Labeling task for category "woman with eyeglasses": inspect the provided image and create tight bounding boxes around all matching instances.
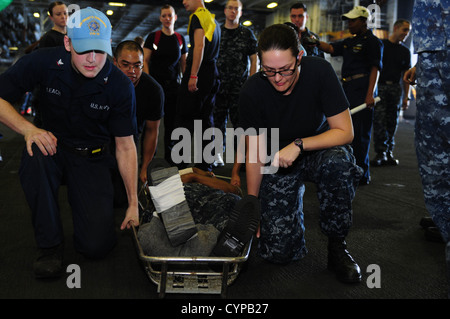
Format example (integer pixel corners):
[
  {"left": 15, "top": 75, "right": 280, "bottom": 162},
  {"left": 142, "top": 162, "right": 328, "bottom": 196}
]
[{"left": 238, "top": 24, "right": 364, "bottom": 284}]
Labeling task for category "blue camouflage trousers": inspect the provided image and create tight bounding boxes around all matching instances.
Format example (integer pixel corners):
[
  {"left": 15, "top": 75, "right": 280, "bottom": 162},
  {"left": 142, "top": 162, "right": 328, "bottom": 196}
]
[
  {"left": 257, "top": 145, "right": 363, "bottom": 264},
  {"left": 415, "top": 51, "right": 450, "bottom": 243},
  {"left": 213, "top": 93, "right": 240, "bottom": 153},
  {"left": 373, "top": 83, "right": 403, "bottom": 154},
  {"left": 184, "top": 183, "right": 241, "bottom": 232}
]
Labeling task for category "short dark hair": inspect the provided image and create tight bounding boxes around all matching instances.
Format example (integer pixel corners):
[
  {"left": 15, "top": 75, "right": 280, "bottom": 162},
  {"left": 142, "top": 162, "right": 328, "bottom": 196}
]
[
  {"left": 257, "top": 24, "right": 300, "bottom": 60},
  {"left": 134, "top": 36, "right": 144, "bottom": 47},
  {"left": 394, "top": 19, "right": 410, "bottom": 28},
  {"left": 290, "top": 2, "right": 307, "bottom": 12},
  {"left": 160, "top": 4, "right": 175, "bottom": 14},
  {"left": 114, "top": 40, "right": 144, "bottom": 59},
  {"left": 48, "top": 1, "right": 65, "bottom": 16}
]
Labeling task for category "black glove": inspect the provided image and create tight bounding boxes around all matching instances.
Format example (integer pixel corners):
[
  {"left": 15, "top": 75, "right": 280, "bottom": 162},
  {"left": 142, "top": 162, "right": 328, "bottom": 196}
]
[{"left": 302, "top": 37, "right": 320, "bottom": 46}]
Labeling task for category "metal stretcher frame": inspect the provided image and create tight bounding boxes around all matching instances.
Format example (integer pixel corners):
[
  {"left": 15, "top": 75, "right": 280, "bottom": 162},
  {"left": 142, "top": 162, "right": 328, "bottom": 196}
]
[{"left": 132, "top": 182, "right": 252, "bottom": 298}]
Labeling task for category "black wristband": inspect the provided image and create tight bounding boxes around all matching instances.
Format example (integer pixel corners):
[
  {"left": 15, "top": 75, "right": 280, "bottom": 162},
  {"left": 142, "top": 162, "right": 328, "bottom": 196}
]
[{"left": 294, "top": 138, "right": 304, "bottom": 153}]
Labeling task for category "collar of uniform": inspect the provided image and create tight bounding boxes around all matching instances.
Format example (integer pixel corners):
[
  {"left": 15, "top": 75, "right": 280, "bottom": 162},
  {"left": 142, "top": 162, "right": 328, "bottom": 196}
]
[
  {"left": 48, "top": 47, "right": 72, "bottom": 72},
  {"left": 221, "top": 23, "right": 243, "bottom": 31},
  {"left": 49, "top": 48, "right": 113, "bottom": 96},
  {"left": 358, "top": 28, "right": 373, "bottom": 39},
  {"left": 72, "top": 60, "right": 113, "bottom": 98}
]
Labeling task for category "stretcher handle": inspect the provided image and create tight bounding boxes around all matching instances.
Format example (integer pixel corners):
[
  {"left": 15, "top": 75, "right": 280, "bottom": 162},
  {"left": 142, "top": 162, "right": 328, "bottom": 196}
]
[{"left": 350, "top": 96, "right": 381, "bottom": 114}]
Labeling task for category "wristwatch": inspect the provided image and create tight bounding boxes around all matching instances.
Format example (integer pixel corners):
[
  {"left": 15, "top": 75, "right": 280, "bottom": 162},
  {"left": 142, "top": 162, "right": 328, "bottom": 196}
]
[{"left": 294, "top": 138, "right": 304, "bottom": 153}]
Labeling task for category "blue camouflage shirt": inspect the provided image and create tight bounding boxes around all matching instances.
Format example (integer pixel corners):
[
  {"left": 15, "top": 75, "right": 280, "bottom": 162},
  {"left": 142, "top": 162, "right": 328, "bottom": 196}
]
[{"left": 412, "top": 0, "right": 450, "bottom": 53}]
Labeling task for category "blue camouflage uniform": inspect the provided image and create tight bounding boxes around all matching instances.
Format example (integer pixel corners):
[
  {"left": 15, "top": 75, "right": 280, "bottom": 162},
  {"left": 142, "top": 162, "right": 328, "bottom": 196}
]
[
  {"left": 258, "top": 145, "right": 362, "bottom": 263},
  {"left": 411, "top": 0, "right": 450, "bottom": 296},
  {"left": 373, "top": 38, "right": 411, "bottom": 158},
  {"left": 238, "top": 57, "right": 363, "bottom": 264},
  {"left": 214, "top": 24, "right": 257, "bottom": 153},
  {"left": 140, "top": 182, "right": 240, "bottom": 232}
]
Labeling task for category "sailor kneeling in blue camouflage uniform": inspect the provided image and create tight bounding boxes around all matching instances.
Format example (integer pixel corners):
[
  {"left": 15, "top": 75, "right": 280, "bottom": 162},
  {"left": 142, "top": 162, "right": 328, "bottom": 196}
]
[{"left": 239, "top": 24, "right": 363, "bottom": 283}]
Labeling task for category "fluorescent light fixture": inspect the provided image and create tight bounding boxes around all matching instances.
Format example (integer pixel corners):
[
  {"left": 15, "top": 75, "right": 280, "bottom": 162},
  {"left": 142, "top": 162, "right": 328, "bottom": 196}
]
[
  {"left": 108, "top": 2, "right": 126, "bottom": 7},
  {"left": 33, "top": 12, "right": 40, "bottom": 18},
  {"left": 267, "top": 2, "right": 278, "bottom": 9},
  {"left": 106, "top": 10, "right": 114, "bottom": 16},
  {"left": 9, "top": 47, "right": 19, "bottom": 51},
  {"left": 243, "top": 20, "right": 252, "bottom": 26},
  {"left": 205, "top": 0, "right": 213, "bottom": 3}
]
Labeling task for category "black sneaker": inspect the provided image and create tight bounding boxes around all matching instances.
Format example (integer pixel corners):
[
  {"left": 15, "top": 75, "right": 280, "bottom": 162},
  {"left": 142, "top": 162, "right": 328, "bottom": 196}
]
[
  {"left": 212, "top": 195, "right": 260, "bottom": 257},
  {"left": 33, "top": 243, "right": 64, "bottom": 279}
]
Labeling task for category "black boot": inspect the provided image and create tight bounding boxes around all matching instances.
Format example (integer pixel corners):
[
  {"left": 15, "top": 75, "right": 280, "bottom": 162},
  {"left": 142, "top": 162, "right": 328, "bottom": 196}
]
[
  {"left": 386, "top": 152, "right": 399, "bottom": 166},
  {"left": 327, "top": 237, "right": 361, "bottom": 283},
  {"left": 33, "top": 243, "right": 64, "bottom": 279},
  {"left": 419, "top": 216, "right": 436, "bottom": 228},
  {"left": 424, "top": 227, "right": 444, "bottom": 243},
  {"left": 370, "top": 152, "right": 387, "bottom": 166}
]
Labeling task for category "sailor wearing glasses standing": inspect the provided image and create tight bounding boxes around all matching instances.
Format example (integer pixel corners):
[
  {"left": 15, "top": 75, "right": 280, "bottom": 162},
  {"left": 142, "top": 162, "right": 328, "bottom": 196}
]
[{"left": 238, "top": 24, "right": 363, "bottom": 284}]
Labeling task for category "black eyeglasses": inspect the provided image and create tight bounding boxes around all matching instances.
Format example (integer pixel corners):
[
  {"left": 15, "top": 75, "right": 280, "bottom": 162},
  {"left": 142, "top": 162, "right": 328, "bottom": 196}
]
[
  {"left": 261, "top": 58, "right": 298, "bottom": 77},
  {"left": 118, "top": 61, "right": 143, "bottom": 71}
]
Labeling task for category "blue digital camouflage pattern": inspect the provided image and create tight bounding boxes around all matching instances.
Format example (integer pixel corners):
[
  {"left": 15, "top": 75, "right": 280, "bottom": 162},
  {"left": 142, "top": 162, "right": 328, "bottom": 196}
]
[
  {"left": 216, "top": 24, "right": 257, "bottom": 93},
  {"left": 412, "top": 0, "right": 450, "bottom": 244},
  {"left": 415, "top": 51, "right": 450, "bottom": 242},
  {"left": 214, "top": 24, "right": 257, "bottom": 152},
  {"left": 140, "top": 183, "right": 240, "bottom": 232},
  {"left": 372, "top": 83, "right": 403, "bottom": 154},
  {"left": 412, "top": 0, "right": 450, "bottom": 53},
  {"left": 412, "top": 2, "right": 450, "bottom": 295},
  {"left": 257, "top": 145, "right": 362, "bottom": 264},
  {"left": 184, "top": 183, "right": 241, "bottom": 232}
]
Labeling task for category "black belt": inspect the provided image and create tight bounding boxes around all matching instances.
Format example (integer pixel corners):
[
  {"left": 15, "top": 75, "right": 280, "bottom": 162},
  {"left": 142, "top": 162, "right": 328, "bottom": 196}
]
[
  {"left": 342, "top": 73, "right": 368, "bottom": 82},
  {"left": 60, "top": 143, "right": 107, "bottom": 157}
]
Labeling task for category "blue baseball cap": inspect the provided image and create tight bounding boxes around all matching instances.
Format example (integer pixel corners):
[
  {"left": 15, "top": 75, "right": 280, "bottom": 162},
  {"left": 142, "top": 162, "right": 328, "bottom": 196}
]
[{"left": 67, "top": 7, "right": 112, "bottom": 56}]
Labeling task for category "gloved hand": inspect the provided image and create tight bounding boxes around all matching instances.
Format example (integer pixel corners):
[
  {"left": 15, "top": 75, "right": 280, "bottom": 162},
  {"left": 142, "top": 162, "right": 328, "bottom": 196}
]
[{"left": 302, "top": 37, "right": 320, "bottom": 46}]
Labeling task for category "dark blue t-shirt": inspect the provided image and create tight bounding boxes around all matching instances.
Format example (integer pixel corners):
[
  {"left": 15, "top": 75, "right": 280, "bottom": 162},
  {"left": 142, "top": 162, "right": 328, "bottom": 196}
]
[
  {"left": 135, "top": 72, "right": 164, "bottom": 134},
  {"left": 331, "top": 29, "right": 383, "bottom": 78},
  {"left": 379, "top": 39, "right": 411, "bottom": 83},
  {"left": 186, "top": 14, "right": 220, "bottom": 67},
  {"left": 144, "top": 31, "right": 187, "bottom": 85},
  {"left": 238, "top": 56, "right": 349, "bottom": 149}
]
